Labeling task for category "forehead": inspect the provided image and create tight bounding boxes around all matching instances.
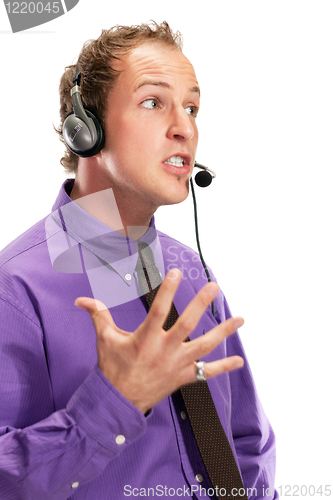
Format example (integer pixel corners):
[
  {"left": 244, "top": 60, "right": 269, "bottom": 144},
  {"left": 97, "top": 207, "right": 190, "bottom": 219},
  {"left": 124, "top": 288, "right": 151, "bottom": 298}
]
[{"left": 113, "top": 43, "right": 199, "bottom": 92}]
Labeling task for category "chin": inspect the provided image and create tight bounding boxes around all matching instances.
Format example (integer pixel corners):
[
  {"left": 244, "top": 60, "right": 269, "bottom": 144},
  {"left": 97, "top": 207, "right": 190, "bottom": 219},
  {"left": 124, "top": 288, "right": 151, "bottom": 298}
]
[
  {"left": 160, "top": 188, "right": 190, "bottom": 207},
  {"left": 148, "top": 177, "right": 190, "bottom": 208}
]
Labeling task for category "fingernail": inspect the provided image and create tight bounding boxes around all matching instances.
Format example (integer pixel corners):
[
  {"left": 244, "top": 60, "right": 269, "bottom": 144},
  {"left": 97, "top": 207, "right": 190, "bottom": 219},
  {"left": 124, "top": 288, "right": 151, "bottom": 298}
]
[
  {"left": 206, "top": 282, "right": 219, "bottom": 298},
  {"left": 233, "top": 317, "right": 244, "bottom": 330},
  {"left": 75, "top": 297, "right": 89, "bottom": 308},
  {"left": 167, "top": 268, "right": 181, "bottom": 281},
  {"left": 235, "top": 358, "right": 244, "bottom": 369}
]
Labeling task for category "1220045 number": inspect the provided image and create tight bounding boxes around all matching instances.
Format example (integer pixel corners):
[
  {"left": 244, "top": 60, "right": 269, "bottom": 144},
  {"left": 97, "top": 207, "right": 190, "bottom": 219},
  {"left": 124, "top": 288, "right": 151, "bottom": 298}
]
[
  {"left": 5, "top": 2, "right": 60, "bottom": 13},
  {"left": 278, "top": 485, "right": 331, "bottom": 497}
]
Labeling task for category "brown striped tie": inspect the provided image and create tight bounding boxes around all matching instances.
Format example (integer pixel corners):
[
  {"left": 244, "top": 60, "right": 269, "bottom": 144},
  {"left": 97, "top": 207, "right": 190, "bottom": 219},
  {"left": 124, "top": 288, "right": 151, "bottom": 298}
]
[{"left": 136, "top": 242, "right": 247, "bottom": 500}]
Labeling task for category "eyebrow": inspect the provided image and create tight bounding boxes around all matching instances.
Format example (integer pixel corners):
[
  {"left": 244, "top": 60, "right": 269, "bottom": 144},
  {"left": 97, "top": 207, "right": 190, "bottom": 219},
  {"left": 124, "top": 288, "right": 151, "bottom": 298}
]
[{"left": 134, "top": 80, "right": 200, "bottom": 96}]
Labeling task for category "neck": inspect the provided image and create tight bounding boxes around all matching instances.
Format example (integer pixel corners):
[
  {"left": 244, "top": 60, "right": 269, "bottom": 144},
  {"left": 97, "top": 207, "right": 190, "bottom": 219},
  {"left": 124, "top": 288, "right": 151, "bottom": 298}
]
[{"left": 70, "top": 169, "right": 155, "bottom": 241}]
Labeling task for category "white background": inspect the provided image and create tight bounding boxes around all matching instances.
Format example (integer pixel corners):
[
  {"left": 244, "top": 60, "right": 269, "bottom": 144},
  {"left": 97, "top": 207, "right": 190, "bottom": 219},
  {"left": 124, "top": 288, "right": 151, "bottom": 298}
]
[{"left": 1, "top": 1, "right": 332, "bottom": 497}]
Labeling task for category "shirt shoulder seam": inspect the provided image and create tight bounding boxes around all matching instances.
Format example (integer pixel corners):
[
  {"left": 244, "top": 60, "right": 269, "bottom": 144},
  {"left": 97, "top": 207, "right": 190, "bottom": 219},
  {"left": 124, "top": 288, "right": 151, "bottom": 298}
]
[
  {"left": 0, "top": 296, "right": 43, "bottom": 332},
  {"left": 0, "top": 226, "right": 61, "bottom": 270}
]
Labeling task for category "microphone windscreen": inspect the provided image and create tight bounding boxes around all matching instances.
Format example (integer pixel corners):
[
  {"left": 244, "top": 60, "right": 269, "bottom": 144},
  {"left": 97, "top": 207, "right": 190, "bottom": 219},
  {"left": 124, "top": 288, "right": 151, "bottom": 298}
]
[{"left": 195, "top": 170, "right": 212, "bottom": 187}]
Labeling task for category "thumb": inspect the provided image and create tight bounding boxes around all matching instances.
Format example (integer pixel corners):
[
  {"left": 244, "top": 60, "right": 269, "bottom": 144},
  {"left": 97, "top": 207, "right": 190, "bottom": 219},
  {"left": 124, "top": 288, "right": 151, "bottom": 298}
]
[{"left": 75, "top": 297, "right": 116, "bottom": 333}]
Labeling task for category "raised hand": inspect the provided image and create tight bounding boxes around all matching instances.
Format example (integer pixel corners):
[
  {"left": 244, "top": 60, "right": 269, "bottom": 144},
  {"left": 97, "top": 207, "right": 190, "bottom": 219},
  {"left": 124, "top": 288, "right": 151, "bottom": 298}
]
[{"left": 75, "top": 269, "right": 244, "bottom": 414}]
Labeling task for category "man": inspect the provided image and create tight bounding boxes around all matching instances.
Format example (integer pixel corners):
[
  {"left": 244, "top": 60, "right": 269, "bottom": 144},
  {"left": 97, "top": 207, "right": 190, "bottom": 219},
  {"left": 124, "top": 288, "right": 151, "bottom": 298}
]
[{"left": 0, "top": 22, "right": 277, "bottom": 499}]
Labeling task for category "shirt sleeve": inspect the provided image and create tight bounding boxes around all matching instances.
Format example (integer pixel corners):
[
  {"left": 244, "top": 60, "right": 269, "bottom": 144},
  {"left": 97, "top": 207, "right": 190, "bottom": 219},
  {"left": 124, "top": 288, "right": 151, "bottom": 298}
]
[
  {"left": 0, "top": 297, "right": 147, "bottom": 500},
  {"left": 216, "top": 293, "right": 278, "bottom": 500}
]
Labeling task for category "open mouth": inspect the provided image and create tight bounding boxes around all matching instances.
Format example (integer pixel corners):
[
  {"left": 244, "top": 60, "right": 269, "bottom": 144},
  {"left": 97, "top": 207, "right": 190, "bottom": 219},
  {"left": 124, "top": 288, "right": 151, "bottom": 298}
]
[{"left": 164, "top": 155, "right": 189, "bottom": 168}]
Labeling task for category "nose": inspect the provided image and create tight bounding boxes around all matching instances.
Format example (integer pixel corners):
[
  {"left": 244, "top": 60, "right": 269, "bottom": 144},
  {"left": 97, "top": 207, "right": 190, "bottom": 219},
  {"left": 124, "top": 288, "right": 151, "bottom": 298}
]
[{"left": 167, "top": 105, "right": 196, "bottom": 142}]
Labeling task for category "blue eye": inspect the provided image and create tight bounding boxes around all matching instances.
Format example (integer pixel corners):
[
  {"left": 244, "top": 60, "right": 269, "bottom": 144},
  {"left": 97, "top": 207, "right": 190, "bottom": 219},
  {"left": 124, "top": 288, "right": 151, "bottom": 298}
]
[{"left": 141, "top": 99, "right": 159, "bottom": 109}]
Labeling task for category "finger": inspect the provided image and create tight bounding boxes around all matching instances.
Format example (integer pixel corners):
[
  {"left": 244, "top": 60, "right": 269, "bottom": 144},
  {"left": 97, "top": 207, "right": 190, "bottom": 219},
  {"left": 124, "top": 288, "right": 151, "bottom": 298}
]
[
  {"left": 167, "top": 281, "right": 221, "bottom": 345},
  {"left": 184, "top": 316, "right": 244, "bottom": 362},
  {"left": 137, "top": 268, "right": 182, "bottom": 340},
  {"left": 195, "top": 356, "right": 244, "bottom": 381},
  {"left": 179, "top": 353, "right": 244, "bottom": 387},
  {"left": 75, "top": 297, "right": 117, "bottom": 335}
]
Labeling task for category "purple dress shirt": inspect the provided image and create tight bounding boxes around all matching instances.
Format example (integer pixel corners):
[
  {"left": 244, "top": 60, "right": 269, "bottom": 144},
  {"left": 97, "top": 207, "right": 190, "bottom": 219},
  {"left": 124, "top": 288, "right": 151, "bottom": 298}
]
[{"left": 0, "top": 180, "right": 277, "bottom": 499}]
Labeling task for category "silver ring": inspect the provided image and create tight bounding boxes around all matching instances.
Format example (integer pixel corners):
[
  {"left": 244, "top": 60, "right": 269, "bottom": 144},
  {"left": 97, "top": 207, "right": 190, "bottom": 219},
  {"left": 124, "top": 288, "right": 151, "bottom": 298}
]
[{"left": 195, "top": 361, "right": 206, "bottom": 381}]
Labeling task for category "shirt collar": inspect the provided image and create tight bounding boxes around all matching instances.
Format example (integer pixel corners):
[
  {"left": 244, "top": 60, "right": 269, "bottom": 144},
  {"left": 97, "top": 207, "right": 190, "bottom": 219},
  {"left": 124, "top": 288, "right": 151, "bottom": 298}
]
[{"left": 49, "top": 180, "right": 163, "bottom": 283}]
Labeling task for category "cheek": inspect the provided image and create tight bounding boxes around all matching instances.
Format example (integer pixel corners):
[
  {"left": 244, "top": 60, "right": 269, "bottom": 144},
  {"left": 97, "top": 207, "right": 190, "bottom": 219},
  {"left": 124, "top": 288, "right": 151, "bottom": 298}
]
[
  {"left": 120, "top": 120, "right": 161, "bottom": 159},
  {"left": 105, "top": 109, "right": 165, "bottom": 167},
  {"left": 192, "top": 124, "right": 199, "bottom": 147}
]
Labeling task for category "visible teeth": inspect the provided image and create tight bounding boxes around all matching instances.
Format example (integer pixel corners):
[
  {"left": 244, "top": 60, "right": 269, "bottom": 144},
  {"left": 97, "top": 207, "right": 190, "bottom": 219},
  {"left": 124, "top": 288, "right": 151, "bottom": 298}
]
[{"left": 165, "top": 156, "right": 185, "bottom": 167}]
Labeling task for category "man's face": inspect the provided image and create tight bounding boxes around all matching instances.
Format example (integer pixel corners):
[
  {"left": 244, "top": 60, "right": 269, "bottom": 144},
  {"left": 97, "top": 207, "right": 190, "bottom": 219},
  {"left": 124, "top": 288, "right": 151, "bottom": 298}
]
[{"left": 99, "top": 43, "right": 200, "bottom": 213}]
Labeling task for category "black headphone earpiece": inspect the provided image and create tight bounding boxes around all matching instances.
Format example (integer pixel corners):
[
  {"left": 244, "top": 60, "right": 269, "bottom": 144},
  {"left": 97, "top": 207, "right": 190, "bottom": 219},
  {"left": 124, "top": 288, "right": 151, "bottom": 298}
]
[{"left": 62, "top": 63, "right": 105, "bottom": 157}]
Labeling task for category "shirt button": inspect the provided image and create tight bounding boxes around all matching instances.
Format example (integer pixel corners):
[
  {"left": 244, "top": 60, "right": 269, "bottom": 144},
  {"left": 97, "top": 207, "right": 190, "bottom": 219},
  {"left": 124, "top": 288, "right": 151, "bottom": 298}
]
[
  {"left": 180, "top": 411, "right": 187, "bottom": 420},
  {"left": 195, "top": 474, "right": 204, "bottom": 483},
  {"left": 125, "top": 273, "right": 131, "bottom": 281},
  {"left": 71, "top": 482, "right": 79, "bottom": 489},
  {"left": 115, "top": 434, "right": 126, "bottom": 445}
]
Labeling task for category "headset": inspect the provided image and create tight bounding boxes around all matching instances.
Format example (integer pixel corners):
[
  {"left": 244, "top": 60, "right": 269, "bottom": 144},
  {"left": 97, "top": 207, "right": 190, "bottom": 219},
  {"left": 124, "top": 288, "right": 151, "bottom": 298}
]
[
  {"left": 62, "top": 64, "right": 105, "bottom": 158},
  {"left": 63, "top": 63, "right": 217, "bottom": 315}
]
